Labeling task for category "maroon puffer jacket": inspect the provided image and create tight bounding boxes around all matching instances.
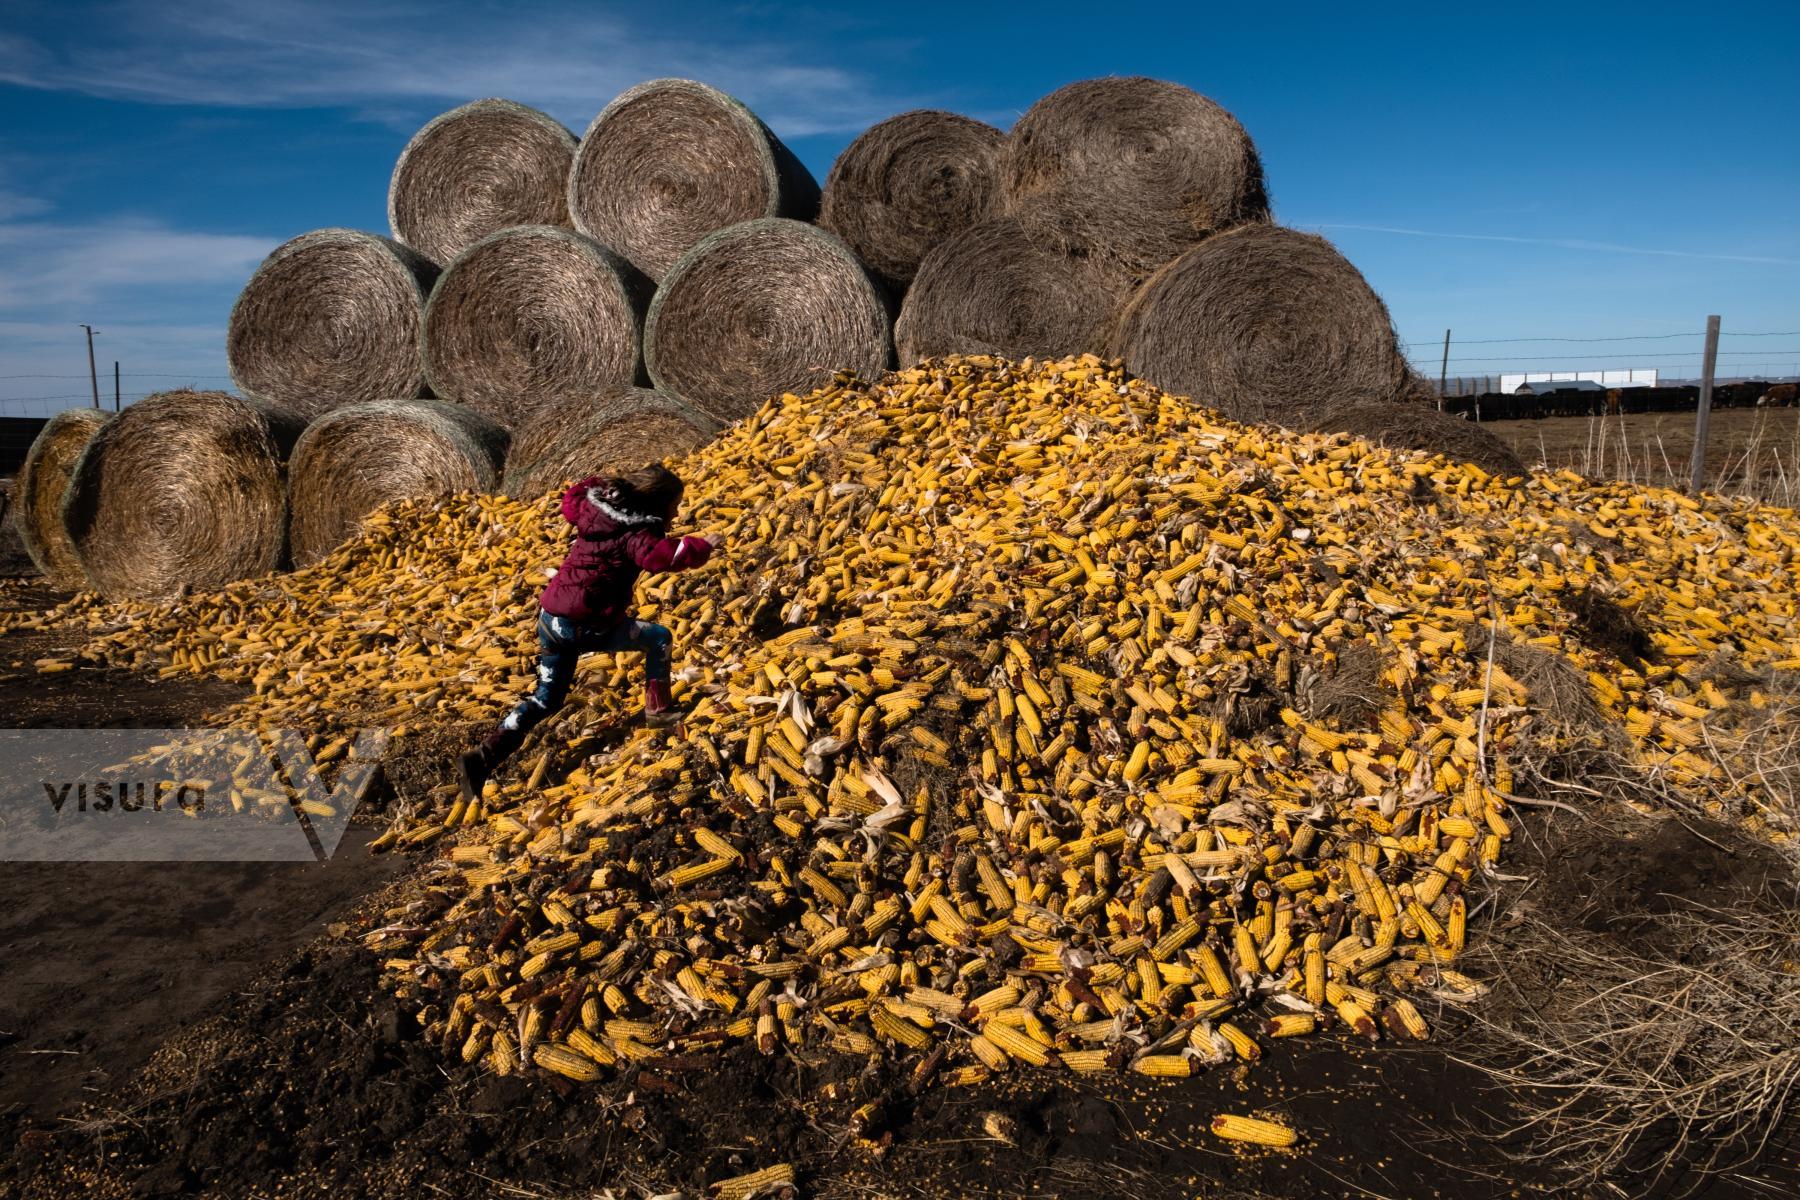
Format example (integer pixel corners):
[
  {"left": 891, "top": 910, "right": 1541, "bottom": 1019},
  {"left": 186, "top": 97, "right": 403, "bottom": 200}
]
[{"left": 538, "top": 476, "right": 713, "bottom": 627}]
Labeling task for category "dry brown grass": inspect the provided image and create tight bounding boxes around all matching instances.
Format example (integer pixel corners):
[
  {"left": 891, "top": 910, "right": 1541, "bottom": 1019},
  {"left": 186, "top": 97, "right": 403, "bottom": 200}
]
[
  {"left": 1496, "top": 408, "right": 1800, "bottom": 508},
  {"left": 1455, "top": 653, "right": 1800, "bottom": 1193},
  {"left": 1466, "top": 901, "right": 1800, "bottom": 1195}
]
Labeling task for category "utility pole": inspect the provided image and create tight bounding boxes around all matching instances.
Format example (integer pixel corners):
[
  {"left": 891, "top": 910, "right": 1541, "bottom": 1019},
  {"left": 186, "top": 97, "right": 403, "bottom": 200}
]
[
  {"left": 1438, "top": 329, "right": 1451, "bottom": 412},
  {"left": 1688, "top": 314, "right": 1721, "bottom": 494},
  {"left": 113, "top": 361, "right": 121, "bottom": 412},
  {"left": 79, "top": 325, "right": 100, "bottom": 408}
]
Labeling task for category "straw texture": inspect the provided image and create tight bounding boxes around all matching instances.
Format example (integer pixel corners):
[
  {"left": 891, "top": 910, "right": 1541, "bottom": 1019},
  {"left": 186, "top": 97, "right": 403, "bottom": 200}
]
[
  {"left": 568, "top": 78, "right": 821, "bottom": 283},
  {"left": 895, "top": 217, "right": 1130, "bottom": 365},
  {"left": 819, "top": 110, "right": 1006, "bottom": 292},
  {"left": 227, "top": 229, "right": 440, "bottom": 420},
  {"left": 1110, "top": 224, "right": 1410, "bottom": 428},
  {"left": 287, "top": 399, "right": 510, "bottom": 567},
  {"left": 1004, "top": 76, "right": 1270, "bottom": 279},
  {"left": 502, "top": 385, "right": 721, "bottom": 499},
  {"left": 420, "top": 225, "right": 648, "bottom": 431},
  {"left": 62, "top": 390, "right": 305, "bottom": 601},
  {"left": 644, "top": 218, "right": 889, "bottom": 422},
  {"left": 15, "top": 408, "right": 110, "bottom": 589},
  {"left": 388, "top": 98, "right": 578, "bottom": 264},
  {"left": 1306, "top": 396, "right": 1527, "bottom": 478}
]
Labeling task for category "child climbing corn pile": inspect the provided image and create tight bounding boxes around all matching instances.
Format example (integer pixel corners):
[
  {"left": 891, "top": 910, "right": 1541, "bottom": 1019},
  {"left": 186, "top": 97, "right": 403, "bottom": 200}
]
[
  {"left": 456, "top": 464, "right": 717, "bottom": 802},
  {"left": 22, "top": 355, "right": 1799, "bottom": 1090}
]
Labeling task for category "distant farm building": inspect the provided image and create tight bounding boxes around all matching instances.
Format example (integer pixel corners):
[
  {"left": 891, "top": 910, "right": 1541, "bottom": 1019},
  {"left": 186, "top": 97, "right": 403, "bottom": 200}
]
[
  {"left": 1512, "top": 378, "right": 1604, "bottom": 396},
  {"left": 1500, "top": 368, "right": 1659, "bottom": 393}
]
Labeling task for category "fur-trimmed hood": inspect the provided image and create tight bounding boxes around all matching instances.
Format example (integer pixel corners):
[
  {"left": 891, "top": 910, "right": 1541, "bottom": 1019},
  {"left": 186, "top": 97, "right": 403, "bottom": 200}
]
[{"left": 583, "top": 479, "right": 665, "bottom": 529}]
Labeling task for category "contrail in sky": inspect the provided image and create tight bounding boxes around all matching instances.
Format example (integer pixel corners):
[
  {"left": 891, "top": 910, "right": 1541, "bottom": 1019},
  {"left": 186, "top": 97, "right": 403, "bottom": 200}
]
[{"left": 1306, "top": 223, "right": 1798, "bottom": 266}]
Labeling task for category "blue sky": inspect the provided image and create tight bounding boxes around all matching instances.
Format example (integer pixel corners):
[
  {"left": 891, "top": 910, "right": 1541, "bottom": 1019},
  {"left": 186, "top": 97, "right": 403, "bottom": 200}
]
[{"left": 2, "top": 0, "right": 1796, "bottom": 414}]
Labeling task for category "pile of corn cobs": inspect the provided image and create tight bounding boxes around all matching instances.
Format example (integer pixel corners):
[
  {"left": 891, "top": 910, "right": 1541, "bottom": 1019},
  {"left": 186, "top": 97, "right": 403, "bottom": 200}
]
[{"left": 33, "top": 355, "right": 1800, "bottom": 1094}]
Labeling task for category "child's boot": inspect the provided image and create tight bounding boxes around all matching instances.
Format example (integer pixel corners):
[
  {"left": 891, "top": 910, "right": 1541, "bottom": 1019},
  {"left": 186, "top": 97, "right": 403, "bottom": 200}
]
[
  {"left": 456, "top": 726, "right": 525, "bottom": 802},
  {"left": 644, "top": 679, "right": 681, "bottom": 727}
]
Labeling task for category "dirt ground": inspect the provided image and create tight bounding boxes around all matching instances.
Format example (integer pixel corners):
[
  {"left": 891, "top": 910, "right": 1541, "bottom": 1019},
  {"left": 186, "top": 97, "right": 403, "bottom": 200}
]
[
  {"left": 1486, "top": 407, "right": 1800, "bottom": 500},
  {"left": 0, "top": 554, "right": 1795, "bottom": 1197}
]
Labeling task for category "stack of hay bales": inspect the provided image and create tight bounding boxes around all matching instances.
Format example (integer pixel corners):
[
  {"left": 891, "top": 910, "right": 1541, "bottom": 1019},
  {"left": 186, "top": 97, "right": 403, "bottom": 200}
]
[
  {"left": 33, "top": 72, "right": 1510, "bottom": 601},
  {"left": 503, "top": 386, "right": 720, "bottom": 500},
  {"left": 230, "top": 70, "right": 1495, "bottom": 480}
]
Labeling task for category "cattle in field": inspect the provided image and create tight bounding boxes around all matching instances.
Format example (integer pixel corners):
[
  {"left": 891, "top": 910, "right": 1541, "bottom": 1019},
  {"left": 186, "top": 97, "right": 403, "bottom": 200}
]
[
  {"left": 1605, "top": 388, "right": 1622, "bottom": 416},
  {"left": 1712, "top": 381, "right": 1765, "bottom": 409},
  {"left": 1760, "top": 382, "right": 1798, "bottom": 407}
]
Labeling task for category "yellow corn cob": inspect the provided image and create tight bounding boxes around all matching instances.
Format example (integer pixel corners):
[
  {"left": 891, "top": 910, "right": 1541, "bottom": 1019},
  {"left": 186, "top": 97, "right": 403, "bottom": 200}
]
[
  {"left": 1132, "top": 1054, "right": 1193, "bottom": 1078},
  {"left": 1215, "top": 1021, "right": 1260, "bottom": 1061},
  {"left": 712, "top": 1163, "right": 797, "bottom": 1200},
  {"left": 982, "top": 1019, "right": 1051, "bottom": 1067},
  {"left": 1060, "top": 1048, "right": 1112, "bottom": 1074},
  {"left": 533, "top": 1043, "right": 601, "bottom": 1082},
  {"left": 1210, "top": 1113, "right": 1298, "bottom": 1148},
  {"left": 967, "top": 1033, "right": 1010, "bottom": 1072}
]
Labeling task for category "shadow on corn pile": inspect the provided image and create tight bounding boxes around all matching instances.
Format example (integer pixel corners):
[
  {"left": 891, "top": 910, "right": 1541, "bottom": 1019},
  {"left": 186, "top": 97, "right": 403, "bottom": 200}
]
[{"left": 3, "top": 831, "right": 1791, "bottom": 1200}]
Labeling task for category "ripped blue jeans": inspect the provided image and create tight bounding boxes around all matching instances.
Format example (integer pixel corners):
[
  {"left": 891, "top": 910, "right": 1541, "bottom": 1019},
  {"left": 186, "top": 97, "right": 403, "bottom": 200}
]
[{"left": 499, "top": 611, "right": 672, "bottom": 736}]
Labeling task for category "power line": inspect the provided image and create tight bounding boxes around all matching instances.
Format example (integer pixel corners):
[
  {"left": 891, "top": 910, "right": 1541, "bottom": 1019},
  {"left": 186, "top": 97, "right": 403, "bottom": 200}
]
[
  {"left": 0, "top": 373, "right": 233, "bottom": 380},
  {"left": 1399, "top": 329, "right": 1800, "bottom": 348},
  {"left": 1407, "top": 350, "right": 1800, "bottom": 364},
  {"left": 1404, "top": 332, "right": 1699, "bottom": 347}
]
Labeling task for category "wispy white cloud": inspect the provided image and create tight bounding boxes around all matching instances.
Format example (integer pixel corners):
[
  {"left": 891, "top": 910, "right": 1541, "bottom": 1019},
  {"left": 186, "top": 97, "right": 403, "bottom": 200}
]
[
  {"left": 0, "top": 0, "right": 910, "bottom": 137},
  {"left": 1308, "top": 222, "right": 1800, "bottom": 267},
  {"left": 0, "top": 208, "right": 268, "bottom": 411},
  {"left": 0, "top": 190, "right": 51, "bottom": 221},
  {"left": 0, "top": 319, "right": 235, "bottom": 415},
  {"left": 0, "top": 218, "right": 275, "bottom": 308}
]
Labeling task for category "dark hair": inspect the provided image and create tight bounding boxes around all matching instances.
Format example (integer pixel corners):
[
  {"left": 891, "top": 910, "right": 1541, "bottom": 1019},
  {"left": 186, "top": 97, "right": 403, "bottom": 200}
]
[{"left": 617, "top": 462, "right": 684, "bottom": 520}]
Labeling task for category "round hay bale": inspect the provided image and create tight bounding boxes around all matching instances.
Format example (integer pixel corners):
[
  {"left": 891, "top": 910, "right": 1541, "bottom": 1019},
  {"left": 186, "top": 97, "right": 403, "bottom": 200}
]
[
  {"left": 388, "top": 98, "right": 578, "bottom": 264},
  {"left": 15, "top": 408, "right": 111, "bottom": 589},
  {"left": 644, "top": 218, "right": 888, "bottom": 422},
  {"left": 819, "top": 110, "right": 1006, "bottom": 292},
  {"left": 568, "top": 78, "right": 821, "bottom": 283},
  {"left": 1110, "top": 224, "right": 1410, "bottom": 428},
  {"left": 62, "top": 390, "right": 305, "bottom": 601},
  {"left": 228, "top": 229, "right": 440, "bottom": 421},
  {"left": 894, "top": 217, "right": 1130, "bottom": 365},
  {"left": 420, "top": 225, "right": 648, "bottom": 431},
  {"left": 287, "top": 400, "right": 510, "bottom": 567},
  {"left": 1003, "top": 76, "right": 1269, "bottom": 278},
  {"left": 502, "top": 386, "right": 721, "bottom": 499}
]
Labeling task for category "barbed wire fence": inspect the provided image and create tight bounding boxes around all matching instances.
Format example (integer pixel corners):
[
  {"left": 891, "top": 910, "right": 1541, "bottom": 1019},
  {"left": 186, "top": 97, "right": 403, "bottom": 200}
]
[
  {"left": 1401, "top": 327, "right": 1800, "bottom": 399},
  {"left": 1, "top": 325, "right": 1796, "bottom": 418},
  {"left": 0, "top": 374, "right": 237, "bottom": 418}
]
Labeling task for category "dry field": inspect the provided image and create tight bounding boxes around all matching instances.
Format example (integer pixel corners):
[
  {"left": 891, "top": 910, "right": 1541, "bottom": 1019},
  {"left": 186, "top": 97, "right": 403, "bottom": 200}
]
[{"left": 1488, "top": 407, "right": 1800, "bottom": 505}]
